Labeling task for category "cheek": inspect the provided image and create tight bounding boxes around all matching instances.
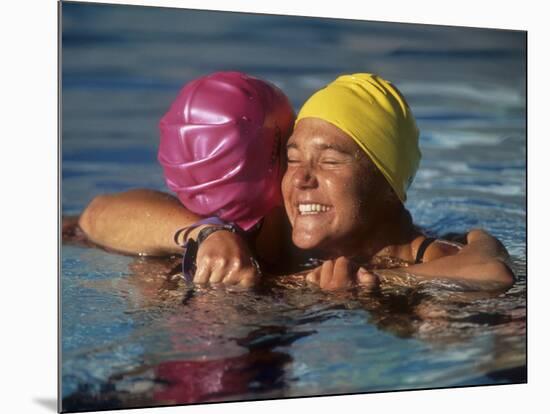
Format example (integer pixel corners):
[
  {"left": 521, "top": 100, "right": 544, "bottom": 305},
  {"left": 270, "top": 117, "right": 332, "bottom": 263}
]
[
  {"left": 281, "top": 171, "right": 293, "bottom": 209},
  {"left": 329, "top": 172, "right": 372, "bottom": 221},
  {"left": 334, "top": 184, "right": 362, "bottom": 221},
  {"left": 326, "top": 171, "right": 359, "bottom": 201},
  {"left": 352, "top": 175, "right": 382, "bottom": 219}
]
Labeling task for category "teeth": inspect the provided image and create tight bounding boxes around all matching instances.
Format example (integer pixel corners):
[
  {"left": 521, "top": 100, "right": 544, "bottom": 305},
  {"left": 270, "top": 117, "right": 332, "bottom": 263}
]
[{"left": 298, "top": 203, "right": 330, "bottom": 215}]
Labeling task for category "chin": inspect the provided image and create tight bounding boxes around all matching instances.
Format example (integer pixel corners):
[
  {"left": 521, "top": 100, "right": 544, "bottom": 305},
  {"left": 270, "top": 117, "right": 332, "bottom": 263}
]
[{"left": 292, "top": 232, "right": 322, "bottom": 251}]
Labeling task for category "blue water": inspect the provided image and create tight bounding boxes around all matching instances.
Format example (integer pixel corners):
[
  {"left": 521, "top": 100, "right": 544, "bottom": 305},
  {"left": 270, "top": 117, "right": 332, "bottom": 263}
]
[{"left": 61, "top": 3, "right": 526, "bottom": 411}]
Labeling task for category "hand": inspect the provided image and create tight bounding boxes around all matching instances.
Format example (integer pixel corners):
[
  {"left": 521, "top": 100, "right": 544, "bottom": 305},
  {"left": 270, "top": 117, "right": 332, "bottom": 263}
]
[
  {"left": 305, "top": 256, "right": 379, "bottom": 291},
  {"left": 193, "top": 230, "right": 260, "bottom": 289},
  {"left": 62, "top": 215, "right": 91, "bottom": 246},
  {"left": 62, "top": 216, "right": 80, "bottom": 239}
]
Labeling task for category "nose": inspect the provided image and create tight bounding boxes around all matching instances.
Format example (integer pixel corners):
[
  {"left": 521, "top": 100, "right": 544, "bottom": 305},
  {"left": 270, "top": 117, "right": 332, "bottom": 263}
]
[{"left": 292, "top": 163, "right": 318, "bottom": 189}]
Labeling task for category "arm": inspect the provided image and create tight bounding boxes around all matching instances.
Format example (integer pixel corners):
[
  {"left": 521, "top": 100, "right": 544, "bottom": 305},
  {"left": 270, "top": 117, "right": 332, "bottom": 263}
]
[
  {"left": 302, "top": 229, "right": 514, "bottom": 292},
  {"left": 403, "top": 229, "right": 515, "bottom": 289},
  {"left": 79, "top": 189, "right": 200, "bottom": 256},
  {"left": 78, "top": 188, "right": 267, "bottom": 288}
]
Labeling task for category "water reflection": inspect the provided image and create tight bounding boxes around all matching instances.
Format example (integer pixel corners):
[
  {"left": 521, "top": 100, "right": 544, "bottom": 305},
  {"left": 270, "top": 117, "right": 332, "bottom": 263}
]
[{"left": 62, "top": 254, "right": 526, "bottom": 410}]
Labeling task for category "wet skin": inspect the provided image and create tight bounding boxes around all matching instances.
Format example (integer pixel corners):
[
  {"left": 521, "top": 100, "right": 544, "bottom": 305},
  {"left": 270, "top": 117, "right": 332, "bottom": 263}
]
[{"left": 282, "top": 117, "right": 389, "bottom": 258}]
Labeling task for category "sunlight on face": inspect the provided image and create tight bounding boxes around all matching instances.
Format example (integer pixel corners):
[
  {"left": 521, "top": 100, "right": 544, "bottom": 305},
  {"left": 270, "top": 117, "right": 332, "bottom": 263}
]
[{"left": 281, "top": 118, "right": 387, "bottom": 255}]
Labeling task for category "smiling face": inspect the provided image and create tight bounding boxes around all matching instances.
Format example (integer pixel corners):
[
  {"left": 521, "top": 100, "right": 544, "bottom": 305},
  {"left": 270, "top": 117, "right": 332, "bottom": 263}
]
[{"left": 282, "top": 117, "right": 389, "bottom": 256}]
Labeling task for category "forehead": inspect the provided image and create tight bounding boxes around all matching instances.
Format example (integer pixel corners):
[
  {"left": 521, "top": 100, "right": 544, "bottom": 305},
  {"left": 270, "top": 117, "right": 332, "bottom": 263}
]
[{"left": 288, "top": 117, "right": 368, "bottom": 158}]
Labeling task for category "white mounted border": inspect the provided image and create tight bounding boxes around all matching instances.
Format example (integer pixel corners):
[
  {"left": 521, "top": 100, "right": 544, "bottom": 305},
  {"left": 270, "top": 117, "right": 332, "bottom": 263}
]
[
  {"left": 71, "top": 0, "right": 528, "bottom": 31},
  {"left": 2, "top": 1, "right": 547, "bottom": 414}
]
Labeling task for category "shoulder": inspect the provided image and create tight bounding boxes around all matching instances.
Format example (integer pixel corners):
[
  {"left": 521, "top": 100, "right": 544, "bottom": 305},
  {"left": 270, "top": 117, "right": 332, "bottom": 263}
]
[
  {"left": 116, "top": 188, "right": 180, "bottom": 203},
  {"left": 410, "top": 236, "right": 463, "bottom": 264},
  {"left": 411, "top": 229, "right": 509, "bottom": 264}
]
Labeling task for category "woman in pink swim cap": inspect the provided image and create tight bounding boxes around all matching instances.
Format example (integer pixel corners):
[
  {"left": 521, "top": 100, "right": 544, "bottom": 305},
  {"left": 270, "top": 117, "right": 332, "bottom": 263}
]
[
  {"left": 158, "top": 71, "right": 294, "bottom": 232},
  {"left": 157, "top": 71, "right": 295, "bottom": 281},
  {"left": 77, "top": 72, "right": 296, "bottom": 287}
]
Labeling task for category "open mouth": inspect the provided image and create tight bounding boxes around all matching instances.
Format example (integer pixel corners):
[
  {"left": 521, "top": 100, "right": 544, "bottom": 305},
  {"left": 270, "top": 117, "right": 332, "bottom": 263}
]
[{"left": 297, "top": 203, "right": 332, "bottom": 215}]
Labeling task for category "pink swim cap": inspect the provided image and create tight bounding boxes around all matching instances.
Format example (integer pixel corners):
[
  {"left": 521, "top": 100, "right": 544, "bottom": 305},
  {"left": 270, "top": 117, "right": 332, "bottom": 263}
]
[{"left": 158, "top": 72, "right": 295, "bottom": 231}]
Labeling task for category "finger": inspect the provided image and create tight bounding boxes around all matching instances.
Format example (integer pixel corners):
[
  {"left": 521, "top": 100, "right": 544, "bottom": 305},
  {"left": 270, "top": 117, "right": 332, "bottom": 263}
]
[
  {"left": 306, "top": 268, "right": 321, "bottom": 285},
  {"left": 208, "top": 258, "right": 229, "bottom": 284},
  {"left": 238, "top": 269, "right": 260, "bottom": 289},
  {"left": 222, "top": 259, "right": 254, "bottom": 285},
  {"left": 320, "top": 260, "right": 335, "bottom": 289},
  {"left": 223, "top": 269, "right": 258, "bottom": 291},
  {"left": 193, "top": 259, "right": 211, "bottom": 285},
  {"left": 356, "top": 267, "right": 379, "bottom": 290},
  {"left": 331, "top": 257, "right": 355, "bottom": 289}
]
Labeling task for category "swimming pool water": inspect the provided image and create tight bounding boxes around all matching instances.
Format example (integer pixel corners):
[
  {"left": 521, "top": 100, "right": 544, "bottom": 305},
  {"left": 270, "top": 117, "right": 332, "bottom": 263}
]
[{"left": 61, "top": 3, "right": 526, "bottom": 411}]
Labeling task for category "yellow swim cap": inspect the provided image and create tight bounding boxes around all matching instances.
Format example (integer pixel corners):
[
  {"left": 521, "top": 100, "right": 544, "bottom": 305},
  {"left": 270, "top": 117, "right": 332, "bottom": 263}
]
[{"left": 296, "top": 73, "right": 420, "bottom": 202}]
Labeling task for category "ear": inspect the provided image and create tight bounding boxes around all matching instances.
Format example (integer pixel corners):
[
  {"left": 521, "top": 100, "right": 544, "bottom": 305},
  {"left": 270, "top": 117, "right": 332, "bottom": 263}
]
[{"left": 375, "top": 174, "right": 399, "bottom": 205}]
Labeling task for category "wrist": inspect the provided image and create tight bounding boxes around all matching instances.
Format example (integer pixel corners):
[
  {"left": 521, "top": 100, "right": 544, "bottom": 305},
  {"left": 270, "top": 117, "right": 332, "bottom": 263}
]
[
  {"left": 196, "top": 224, "right": 241, "bottom": 245},
  {"left": 174, "top": 216, "right": 244, "bottom": 248},
  {"left": 174, "top": 224, "right": 216, "bottom": 246},
  {"left": 175, "top": 219, "right": 251, "bottom": 283},
  {"left": 185, "top": 224, "right": 215, "bottom": 243}
]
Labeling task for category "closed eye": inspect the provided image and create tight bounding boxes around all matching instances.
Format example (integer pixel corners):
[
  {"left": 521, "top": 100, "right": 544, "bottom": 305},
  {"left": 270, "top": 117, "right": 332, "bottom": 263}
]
[
  {"left": 321, "top": 159, "right": 340, "bottom": 165},
  {"left": 286, "top": 148, "right": 301, "bottom": 165}
]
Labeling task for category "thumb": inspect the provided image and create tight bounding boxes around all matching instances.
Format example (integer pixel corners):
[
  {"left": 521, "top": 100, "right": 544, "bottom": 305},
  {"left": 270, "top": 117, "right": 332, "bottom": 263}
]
[{"left": 356, "top": 267, "right": 379, "bottom": 289}]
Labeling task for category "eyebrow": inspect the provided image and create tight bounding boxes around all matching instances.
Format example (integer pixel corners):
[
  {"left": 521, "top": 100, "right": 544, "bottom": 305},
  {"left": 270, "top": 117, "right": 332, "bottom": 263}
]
[{"left": 286, "top": 141, "right": 354, "bottom": 155}]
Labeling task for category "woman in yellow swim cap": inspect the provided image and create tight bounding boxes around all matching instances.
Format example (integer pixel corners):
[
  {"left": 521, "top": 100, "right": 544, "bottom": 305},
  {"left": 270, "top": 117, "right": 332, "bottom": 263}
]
[{"left": 282, "top": 73, "right": 514, "bottom": 290}]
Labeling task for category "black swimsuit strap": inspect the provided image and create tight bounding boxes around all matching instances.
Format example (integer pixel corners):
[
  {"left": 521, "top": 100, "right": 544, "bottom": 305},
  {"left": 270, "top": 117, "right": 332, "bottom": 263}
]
[{"left": 415, "top": 237, "right": 437, "bottom": 264}]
